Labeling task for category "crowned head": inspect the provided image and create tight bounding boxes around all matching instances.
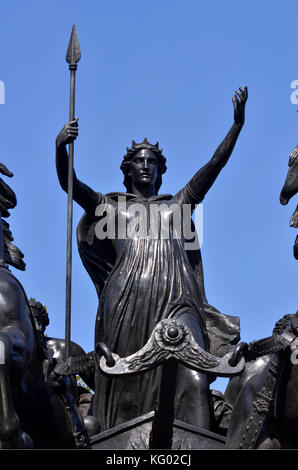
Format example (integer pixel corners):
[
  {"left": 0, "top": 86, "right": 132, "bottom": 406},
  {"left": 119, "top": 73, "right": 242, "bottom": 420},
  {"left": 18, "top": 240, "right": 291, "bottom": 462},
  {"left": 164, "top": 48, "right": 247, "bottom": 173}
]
[{"left": 120, "top": 138, "right": 167, "bottom": 194}]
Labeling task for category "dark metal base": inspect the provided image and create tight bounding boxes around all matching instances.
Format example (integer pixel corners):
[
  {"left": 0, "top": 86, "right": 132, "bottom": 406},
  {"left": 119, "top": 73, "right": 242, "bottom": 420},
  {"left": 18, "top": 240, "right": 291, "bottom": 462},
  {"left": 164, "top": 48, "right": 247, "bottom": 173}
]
[{"left": 90, "top": 412, "right": 226, "bottom": 450}]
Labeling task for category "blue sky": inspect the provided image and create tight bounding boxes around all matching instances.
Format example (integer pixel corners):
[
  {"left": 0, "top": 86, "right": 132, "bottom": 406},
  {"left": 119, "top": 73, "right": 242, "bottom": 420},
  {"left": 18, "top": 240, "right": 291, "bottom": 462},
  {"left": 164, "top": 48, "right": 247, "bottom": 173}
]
[{"left": 0, "top": 1, "right": 297, "bottom": 391}]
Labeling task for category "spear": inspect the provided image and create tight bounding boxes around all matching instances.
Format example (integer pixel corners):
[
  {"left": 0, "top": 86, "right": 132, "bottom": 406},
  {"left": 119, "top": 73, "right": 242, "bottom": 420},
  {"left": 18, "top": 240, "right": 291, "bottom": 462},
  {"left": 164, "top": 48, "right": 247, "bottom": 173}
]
[{"left": 64, "top": 25, "right": 81, "bottom": 361}]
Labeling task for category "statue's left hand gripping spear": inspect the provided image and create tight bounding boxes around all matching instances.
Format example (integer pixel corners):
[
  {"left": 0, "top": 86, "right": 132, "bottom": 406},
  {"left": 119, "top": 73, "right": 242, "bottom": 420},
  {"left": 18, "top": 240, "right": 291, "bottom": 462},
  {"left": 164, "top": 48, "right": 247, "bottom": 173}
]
[{"left": 65, "top": 25, "right": 81, "bottom": 361}]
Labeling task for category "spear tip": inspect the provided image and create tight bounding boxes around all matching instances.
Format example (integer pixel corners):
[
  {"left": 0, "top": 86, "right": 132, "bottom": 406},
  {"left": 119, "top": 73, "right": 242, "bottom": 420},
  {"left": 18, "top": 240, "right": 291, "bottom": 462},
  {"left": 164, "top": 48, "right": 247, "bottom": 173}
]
[{"left": 66, "top": 24, "right": 81, "bottom": 66}]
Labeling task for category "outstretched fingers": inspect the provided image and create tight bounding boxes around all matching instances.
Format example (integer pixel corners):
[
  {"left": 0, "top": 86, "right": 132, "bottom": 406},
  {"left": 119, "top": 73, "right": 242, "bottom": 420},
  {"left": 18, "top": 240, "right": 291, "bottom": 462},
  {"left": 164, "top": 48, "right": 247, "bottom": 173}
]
[
  {"left": 233, "top": 86, "right": 247, "bottom": 125},
  {"left": 237, "top": 86, "right": 248, "bottom": 102}
]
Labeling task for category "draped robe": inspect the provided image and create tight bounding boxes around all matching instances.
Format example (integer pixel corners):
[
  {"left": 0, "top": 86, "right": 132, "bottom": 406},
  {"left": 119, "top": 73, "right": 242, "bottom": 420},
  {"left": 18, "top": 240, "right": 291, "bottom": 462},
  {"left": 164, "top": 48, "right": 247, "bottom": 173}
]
[{"left": 77, "top": 182, "right": 240, "bottom": 431}]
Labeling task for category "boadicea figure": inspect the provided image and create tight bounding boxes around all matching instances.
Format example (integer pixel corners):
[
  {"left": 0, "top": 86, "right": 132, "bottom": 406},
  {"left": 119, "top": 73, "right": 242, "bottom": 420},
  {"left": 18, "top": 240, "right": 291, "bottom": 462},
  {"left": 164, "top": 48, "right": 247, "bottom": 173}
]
[{"left": 56, "top": 86, "right": 248, "bottom": 432}]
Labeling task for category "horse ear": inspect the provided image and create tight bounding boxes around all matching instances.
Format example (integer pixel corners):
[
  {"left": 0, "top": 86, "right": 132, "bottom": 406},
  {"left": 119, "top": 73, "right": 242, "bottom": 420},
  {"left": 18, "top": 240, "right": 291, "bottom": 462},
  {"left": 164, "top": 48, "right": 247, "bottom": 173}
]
[
  {"left": 0, "top": 163, "right": 13, "bottom": 178},
  {"left": 289, "top": 146, "right": 298, "bottom": 167}
]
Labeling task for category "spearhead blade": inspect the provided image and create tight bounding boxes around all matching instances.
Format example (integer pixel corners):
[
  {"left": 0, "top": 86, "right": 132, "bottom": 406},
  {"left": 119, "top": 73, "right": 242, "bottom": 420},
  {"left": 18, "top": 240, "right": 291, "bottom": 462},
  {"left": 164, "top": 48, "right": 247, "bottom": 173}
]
[{"left": 66, "top": 24, "right": 81, "bottom": 67}]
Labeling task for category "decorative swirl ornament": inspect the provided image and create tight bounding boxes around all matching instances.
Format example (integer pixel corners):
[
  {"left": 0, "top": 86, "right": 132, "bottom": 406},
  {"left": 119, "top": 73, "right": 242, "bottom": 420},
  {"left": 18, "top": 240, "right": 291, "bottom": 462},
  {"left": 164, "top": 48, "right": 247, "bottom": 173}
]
[{"left": 99, "top": 319, "right": 244, "bottom": 378}]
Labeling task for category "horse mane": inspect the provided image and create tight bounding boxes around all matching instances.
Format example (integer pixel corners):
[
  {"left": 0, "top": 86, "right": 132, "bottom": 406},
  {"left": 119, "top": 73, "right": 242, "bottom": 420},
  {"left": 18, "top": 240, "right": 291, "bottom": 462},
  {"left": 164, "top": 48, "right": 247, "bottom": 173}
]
[
  {"left": 0, "top": 162, "right": 25, "bottom": 271},
  {"left": 2, "top": 219, "right": 25, "bottom": 270}
]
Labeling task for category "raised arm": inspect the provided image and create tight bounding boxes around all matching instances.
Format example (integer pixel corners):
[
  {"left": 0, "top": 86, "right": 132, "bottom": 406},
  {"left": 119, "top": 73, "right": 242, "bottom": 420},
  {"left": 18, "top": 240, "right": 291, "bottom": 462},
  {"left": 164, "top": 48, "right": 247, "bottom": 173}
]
[
  {"left": 178, "top": 87, "right": 248, "bottom": 205},
  {"left": 56, "top": 118, "right": 99, "bottom": 216}
]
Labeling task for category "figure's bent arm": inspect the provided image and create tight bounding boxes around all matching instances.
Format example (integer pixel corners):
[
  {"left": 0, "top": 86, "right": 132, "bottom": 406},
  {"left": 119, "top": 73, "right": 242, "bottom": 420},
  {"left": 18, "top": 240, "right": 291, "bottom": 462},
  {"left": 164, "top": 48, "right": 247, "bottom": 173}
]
[
  {"left": 177, "top": 87, "right": 247, "bottom": 205},
  {"left": 185, "top": 122, "right": 244, "bottom": 204},
  {"left": 56, "top": 143, "right": 99, "bottom": 216}
]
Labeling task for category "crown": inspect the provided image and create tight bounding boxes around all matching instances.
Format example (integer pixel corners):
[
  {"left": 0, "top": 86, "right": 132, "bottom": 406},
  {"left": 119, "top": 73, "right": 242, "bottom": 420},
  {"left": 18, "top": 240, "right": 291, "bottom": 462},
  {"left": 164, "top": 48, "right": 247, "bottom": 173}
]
[{"left": 125, "top": 137, "right": 163, "bottom": 155}]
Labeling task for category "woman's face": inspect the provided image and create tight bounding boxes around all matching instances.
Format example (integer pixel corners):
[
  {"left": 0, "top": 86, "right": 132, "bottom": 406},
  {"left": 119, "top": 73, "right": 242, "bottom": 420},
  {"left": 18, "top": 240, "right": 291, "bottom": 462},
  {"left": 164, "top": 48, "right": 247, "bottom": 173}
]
[{"left": 128, "top": 149, "right": 159, "bottom": 188}]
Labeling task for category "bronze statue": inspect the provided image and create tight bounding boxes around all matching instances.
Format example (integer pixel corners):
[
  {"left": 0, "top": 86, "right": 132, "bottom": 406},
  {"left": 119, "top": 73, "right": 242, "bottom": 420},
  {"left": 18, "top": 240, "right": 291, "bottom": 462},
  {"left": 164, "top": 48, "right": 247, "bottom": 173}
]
[
  {"left": 55, "top": 86, "right": 248, "bottom": 433},
  {"left": 218, "top": 148, "right": 298, "bottom": 449},
  {"left": 223, "top": 311, "right": 298, "bottom": 449},
  {"left": 29, "top": 298, "right": 99, "bottom": 438},
  {"left": 0, "top": 165, "right": 90, "bottom": 448},
  {"left": 1, "top": 23, "right": 297, "bottom": 450},
  {"left": 280, "top": 145, "right": 298, "bottom": 259}
]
